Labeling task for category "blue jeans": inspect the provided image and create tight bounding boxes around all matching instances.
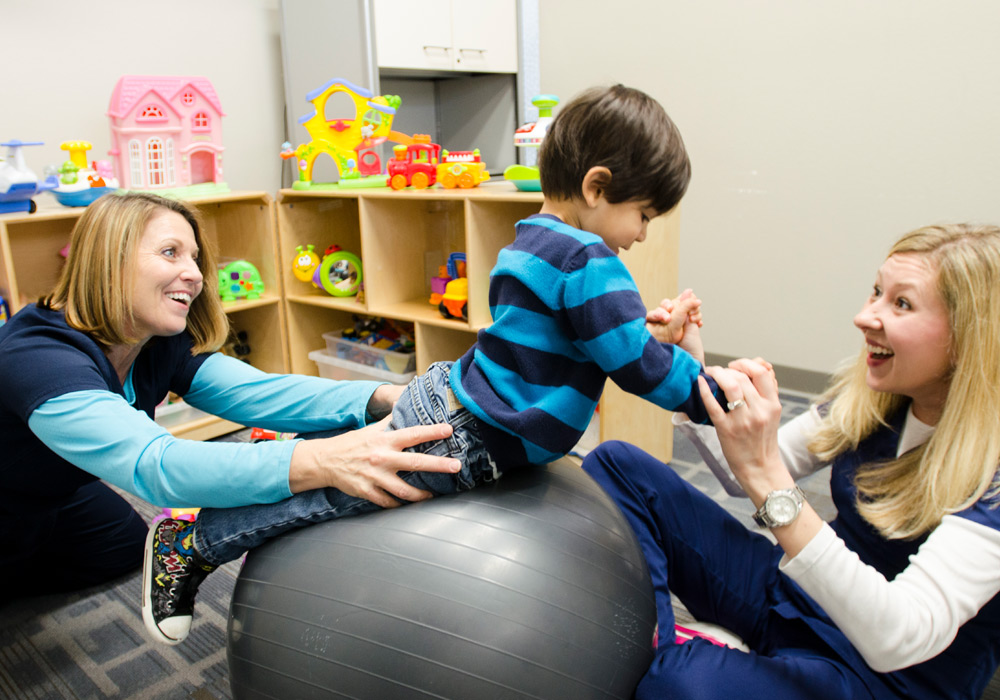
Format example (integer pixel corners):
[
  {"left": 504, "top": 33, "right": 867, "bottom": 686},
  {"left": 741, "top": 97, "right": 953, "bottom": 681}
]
[{"left": 194, "top": 362, "right": 498, "bottom": 565}]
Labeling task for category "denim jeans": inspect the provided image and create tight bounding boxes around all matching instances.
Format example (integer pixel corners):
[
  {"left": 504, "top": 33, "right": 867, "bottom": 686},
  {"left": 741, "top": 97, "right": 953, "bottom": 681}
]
[{"left": 194, "top": 361, "right": 499, "bottom": 565}]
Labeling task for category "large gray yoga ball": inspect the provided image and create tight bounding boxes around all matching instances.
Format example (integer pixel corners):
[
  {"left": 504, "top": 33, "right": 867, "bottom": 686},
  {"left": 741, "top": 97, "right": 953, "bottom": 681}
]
[{"left": 226, "top": 457, "right": 656, "bottom": 699}]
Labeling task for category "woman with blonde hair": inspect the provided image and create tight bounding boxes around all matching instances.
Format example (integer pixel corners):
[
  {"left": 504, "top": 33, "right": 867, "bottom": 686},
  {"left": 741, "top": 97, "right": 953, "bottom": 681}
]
[
  {"left": 0, "top": 192, "right": 459, "bottom": 641},
  {"left": 583, "top": 223, "right": 1000, "bottom": 699}
]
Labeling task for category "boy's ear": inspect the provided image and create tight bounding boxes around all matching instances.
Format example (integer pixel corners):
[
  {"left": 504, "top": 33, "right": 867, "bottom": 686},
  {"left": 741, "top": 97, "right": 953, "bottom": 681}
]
[{"left": 581, "top": 166, "right": 612, "bottom": 208}]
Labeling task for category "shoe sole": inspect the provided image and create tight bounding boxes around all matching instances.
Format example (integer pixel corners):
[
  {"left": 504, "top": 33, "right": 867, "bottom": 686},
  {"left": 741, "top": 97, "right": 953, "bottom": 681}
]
[{"left": 141, "top": 521, "right": 184, "bottom": 646}]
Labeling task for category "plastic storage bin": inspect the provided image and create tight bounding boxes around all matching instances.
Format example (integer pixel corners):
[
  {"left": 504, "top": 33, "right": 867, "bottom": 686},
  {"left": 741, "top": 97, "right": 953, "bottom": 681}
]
[
  {"left": 309, "top": 349, "right": 417, "bottom": 385},
  {"left": 154, "top": 400, "right": 213, "bottom": 429},
  {"left": 323, "top": 330, "right": 416, "bottom": 375}
]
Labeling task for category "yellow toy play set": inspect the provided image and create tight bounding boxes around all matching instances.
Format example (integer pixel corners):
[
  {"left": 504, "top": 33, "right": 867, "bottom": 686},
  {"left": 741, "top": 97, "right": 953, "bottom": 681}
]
[
  {"left": 282, "top": 77, "right": 490, "bottom": 190},
  {"left": 282, "top": 78, "right": 413, "bottom": 189}
]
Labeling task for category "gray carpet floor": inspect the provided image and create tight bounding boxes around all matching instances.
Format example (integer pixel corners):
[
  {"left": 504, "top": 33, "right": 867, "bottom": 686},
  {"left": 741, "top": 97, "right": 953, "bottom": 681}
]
[{"left": 5, "top": 391, "right": 995, "bottom": 699}]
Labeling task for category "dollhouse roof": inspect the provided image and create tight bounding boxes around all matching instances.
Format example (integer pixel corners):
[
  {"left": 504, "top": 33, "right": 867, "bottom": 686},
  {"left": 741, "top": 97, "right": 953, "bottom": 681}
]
[{"left": 107, "top": 75, "right": 225, "bottom": 118}]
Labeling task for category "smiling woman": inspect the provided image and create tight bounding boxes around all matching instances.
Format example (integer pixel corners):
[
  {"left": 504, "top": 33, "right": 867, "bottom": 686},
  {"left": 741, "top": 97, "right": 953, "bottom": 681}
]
[
  {"left": 581, "top": 222, "right": 1000, "bottom": 700},
  {"left": 0, "top": 191, "right": 460, "bottom": 634}
]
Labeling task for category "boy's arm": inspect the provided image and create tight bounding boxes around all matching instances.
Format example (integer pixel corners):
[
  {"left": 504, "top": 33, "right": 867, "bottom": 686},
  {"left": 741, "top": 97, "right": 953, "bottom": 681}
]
[{"left": 565, "top": 259, "right": 725, "bottom": 423}]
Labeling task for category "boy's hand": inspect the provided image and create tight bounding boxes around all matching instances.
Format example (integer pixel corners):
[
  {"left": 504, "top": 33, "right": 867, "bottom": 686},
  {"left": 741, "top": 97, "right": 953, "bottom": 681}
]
[
  {"left": 646, "top": 288, "right": 702, "bottom": 345},
  {"left": 646, "top": 289, "right": 705, "bottom": 364}
]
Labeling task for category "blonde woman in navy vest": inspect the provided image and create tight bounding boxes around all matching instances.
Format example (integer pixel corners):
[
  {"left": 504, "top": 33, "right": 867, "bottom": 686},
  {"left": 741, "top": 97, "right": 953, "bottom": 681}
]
[{"left": 584, "top": 223, "right": 1000, "bottom": 699}]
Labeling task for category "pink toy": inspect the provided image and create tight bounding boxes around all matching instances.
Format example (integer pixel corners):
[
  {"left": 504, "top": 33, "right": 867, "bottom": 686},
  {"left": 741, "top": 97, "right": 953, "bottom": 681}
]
[
  {"left": 95, "top": 160, "right": 114, "bottom": 179},
  {"left": 107, "top": 75, "right": 227, "bottom": 192}
]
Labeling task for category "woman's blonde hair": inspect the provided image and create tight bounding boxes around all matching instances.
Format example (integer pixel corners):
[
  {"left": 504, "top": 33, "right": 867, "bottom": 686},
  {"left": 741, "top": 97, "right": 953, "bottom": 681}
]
[
  {"left": 809, "top": 223, "right": 1000, "bottom": 539},
  {"left": 41, "top": 191, "right": 228, "bottom": 353}
]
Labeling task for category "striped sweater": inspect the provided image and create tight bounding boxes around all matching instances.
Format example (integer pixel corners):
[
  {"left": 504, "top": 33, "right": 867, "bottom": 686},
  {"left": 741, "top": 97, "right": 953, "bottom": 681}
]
[{"left": 450, "top": 213, "right": 723, "bottom": 468}]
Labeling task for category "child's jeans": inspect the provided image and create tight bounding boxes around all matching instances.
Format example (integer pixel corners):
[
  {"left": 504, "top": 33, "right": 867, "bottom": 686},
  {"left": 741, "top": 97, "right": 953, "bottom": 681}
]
[{"left": 193, "top": 361, "right": 499, "bottom": 565}]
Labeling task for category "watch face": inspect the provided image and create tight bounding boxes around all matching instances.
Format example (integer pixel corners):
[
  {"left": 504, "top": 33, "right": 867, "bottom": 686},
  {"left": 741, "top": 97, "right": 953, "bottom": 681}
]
[{"left": 766, "top": 493, "right": 799, "bottom": 524}]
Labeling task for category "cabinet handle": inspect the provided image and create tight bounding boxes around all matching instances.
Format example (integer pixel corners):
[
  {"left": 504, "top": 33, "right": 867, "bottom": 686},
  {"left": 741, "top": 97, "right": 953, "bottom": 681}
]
[
  {"left": 458, "top": 48, "right": 487, "bottom": 55},
  {"left": 423, "top": 45, "right": 451, "bottom": 54}
]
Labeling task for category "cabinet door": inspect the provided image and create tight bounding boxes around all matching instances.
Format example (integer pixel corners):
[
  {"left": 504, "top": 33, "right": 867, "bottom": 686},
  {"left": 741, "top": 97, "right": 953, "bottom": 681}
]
[
  {"left": 451, "top": 0, "right": 518, "bottom": 73},
  {"left": 374, "top": 0, "right": 454, "bottom": 71}
]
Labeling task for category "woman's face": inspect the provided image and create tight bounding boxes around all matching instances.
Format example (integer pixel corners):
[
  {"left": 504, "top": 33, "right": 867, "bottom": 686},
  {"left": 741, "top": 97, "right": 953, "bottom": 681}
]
[
  {"left": 853, "top": 252, "right": 953, "bottom": 424},
  {"left": 128, "top": 209, "right": 203, "bottom": 343}
]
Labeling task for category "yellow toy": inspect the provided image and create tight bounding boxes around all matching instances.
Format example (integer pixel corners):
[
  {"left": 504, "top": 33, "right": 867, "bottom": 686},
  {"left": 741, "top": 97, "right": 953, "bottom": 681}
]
[
  {"left": 437, "top": 149, "right": 490, "bottom": 189},
  {"left": 282, "top": 78, "right": 414, "bottom": 189},
  {"left": 292, "top": 244, "right": 320, "bottom": 282}
]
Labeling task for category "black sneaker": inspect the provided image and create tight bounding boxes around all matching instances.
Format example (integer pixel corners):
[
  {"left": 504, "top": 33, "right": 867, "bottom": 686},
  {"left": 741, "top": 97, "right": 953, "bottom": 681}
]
[{"left": 141, "top": 517, "right": 215, "bottom": 645}]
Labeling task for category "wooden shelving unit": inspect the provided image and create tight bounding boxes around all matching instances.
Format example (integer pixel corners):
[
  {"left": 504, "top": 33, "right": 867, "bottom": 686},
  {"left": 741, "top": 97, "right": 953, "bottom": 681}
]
[
  {"left": 0, "top": 191, "right": 287, "bottom": 440},
  {"left": 1, "top": 184, "right": 681, "bottom": 460},
  {"left": 276, "top": 182, "right": 681, "bottom": 462}
]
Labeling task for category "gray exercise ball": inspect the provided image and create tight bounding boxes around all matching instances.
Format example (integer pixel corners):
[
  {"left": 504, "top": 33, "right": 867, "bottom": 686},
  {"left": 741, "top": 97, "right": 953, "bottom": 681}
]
[{"left": 226, "top": 457, "right": 656, "bottom": 699}]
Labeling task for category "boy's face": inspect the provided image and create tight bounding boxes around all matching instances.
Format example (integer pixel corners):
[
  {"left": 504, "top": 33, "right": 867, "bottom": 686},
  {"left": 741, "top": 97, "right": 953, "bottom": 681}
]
[{"left": 582, "top": 197, "right": 658, "bottom": 254}]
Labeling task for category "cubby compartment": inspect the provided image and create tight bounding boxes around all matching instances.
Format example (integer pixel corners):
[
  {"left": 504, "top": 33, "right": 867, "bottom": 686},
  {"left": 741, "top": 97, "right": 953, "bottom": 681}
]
[
  {"left": 360, "top": 195, "right": 467, "bottom": 326},
  {"left": 414, "top": 321, "right": 479, "bottom": 373},
  {"left": 283, "top": 301, "right": 360, "bottom": 376},
  {"left": 224, "top": 302, "right": 288, "bottom": 374},
  {"left": 276, "top": 193, "right": 365, "bottom": 314},
  {"left": 201, "top": 196, "right": 283, "bottom": 308}
]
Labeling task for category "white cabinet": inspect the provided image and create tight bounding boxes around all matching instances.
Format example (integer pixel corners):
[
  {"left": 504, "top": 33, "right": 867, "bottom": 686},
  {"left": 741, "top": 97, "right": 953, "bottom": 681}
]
[{"left": 374, "top": 0, "right": 518, "bottom": 74}]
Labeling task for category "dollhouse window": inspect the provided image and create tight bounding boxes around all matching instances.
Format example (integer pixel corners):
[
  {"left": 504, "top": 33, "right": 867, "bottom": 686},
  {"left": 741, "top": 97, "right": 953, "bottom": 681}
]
[
  {"left": 165, "top": 139, "right": 176, "bottom": 185},
  {"left": 128, "top": 140, "right": 143, "bottom": 187},
  {"left": 147, "top": 139, "right": 165, "bottom": 186},
  {"left": 192, "top": 111, "right": 210, "bottom": 132},
  {"left": 138, "top": 104, "right": 167, "bottom": 122},
  {"left": 181, "top": 91, "right": 195, "bottom": 106}
]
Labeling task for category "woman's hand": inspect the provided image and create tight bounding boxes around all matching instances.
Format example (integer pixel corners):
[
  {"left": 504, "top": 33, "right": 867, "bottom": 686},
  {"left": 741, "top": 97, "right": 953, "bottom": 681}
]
[
  {"left": 698, "top": 359, "right": 786, "bottom": 496},
  {"left": 700, "top": 358, "right": 824, "bottom": 556},
  {"left": 288, "top": 417, "right": 461, "bottom": 508}
]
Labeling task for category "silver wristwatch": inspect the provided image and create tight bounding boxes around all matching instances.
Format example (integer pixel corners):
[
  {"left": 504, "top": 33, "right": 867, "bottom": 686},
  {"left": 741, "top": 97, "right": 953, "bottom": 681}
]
[{"left": 752, "top": 486, "right": 805, "bottom": 528}]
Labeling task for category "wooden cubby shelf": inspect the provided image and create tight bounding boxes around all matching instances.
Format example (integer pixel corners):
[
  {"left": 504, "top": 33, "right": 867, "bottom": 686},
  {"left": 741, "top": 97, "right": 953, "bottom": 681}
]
[{"left": 1, "top": 184, "right": 680, "bottom": 461}]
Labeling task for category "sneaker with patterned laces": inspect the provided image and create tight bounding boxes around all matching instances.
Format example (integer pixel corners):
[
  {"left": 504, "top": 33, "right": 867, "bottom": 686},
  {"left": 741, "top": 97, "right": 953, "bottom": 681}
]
[{"left": 142, "top": 517, "right": 216, "bottom": 645}]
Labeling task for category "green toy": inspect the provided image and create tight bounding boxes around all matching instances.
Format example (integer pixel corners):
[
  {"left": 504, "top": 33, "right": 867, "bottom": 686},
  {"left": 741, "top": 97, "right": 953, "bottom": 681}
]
[{"left": 218, "top": 260, "right": 264, "bottom": 301}]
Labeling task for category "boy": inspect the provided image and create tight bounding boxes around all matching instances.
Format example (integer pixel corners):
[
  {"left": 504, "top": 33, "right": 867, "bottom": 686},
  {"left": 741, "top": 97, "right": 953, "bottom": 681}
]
[{"left": 144, "top": 84, "right": 727, "bottom": 645}]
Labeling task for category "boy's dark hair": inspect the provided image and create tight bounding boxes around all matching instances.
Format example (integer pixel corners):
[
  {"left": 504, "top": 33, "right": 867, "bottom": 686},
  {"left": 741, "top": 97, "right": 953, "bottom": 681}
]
[{"left": 538, "top": 84, "right": 691, "bottom": 215}]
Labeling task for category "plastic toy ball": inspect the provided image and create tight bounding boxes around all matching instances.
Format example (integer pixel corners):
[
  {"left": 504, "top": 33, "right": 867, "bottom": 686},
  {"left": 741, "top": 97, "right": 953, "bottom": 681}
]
[{"left": 292, "top": 244, "right": 320, "bottom": 282}]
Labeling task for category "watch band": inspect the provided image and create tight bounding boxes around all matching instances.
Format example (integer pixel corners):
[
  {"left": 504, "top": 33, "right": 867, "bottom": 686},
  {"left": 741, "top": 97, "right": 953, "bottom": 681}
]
[{"left": 752, "top": 485, "right": 805, "bottom": 529}]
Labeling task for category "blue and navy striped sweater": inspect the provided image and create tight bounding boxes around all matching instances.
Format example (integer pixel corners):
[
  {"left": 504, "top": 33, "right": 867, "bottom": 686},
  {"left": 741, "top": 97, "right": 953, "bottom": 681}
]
[{"left": 450, "top": 214, "right": 724, "bottom": 468}]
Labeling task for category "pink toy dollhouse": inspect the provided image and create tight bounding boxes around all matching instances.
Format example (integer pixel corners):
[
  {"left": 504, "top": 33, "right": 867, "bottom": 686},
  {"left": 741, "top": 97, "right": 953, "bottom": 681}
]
[{"left": 107, "top": 75, "right": 226, "bottom": 191}]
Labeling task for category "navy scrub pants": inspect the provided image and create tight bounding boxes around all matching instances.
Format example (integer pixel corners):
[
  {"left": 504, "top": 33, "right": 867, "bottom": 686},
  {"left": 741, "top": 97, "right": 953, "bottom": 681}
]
[
  {"left": 582, "top": 440, "right": 881, "bottom": 700},
  {"left": 1, "top": 480, "right": 147, "bottom": 600}
]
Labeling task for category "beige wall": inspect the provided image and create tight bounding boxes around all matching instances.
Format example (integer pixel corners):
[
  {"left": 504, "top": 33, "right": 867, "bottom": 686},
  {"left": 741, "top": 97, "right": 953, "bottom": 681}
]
[
  {"left": 2, "top": 0, "right": 285, "bottom": 193},
  {"left": 540, "top": 1, "right": 1000, "bottom": 375},
  {"left": 7, "top": 1, "right": 1000, "bottom": 376}
]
